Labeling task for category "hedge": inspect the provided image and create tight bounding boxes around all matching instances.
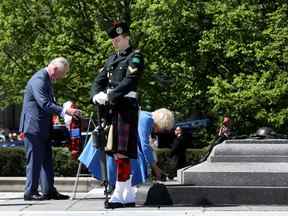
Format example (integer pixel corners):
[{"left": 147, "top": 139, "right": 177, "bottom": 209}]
[
  {"left": 0, "top": 147, "right": 79, "bottom": 176},
  {"left": 155, "top": 147, "right": 209, "bottom": 178},
  {"left": 0, "top": 148, "right": 26, "bottom": 176},
  {"left": 0, "top": 147, "right": 209, "bottom": 177}
]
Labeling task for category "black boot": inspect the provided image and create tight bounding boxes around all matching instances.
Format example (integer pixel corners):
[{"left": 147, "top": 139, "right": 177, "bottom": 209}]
[{"left": 105, "top": 201, "right": 124, "bottom": 209}]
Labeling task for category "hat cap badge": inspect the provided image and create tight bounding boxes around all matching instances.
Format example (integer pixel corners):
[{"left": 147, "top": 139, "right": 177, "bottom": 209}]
[{"left": 116, "top": 26, "right": 123, "bottom": 34}]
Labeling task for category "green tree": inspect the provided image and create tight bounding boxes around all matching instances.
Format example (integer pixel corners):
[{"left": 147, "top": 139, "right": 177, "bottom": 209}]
[
  {"left": 0, "top": 0, "right": 215, "bottom": 119},
  {"left": 0, "top": 0, "right": 133, "bottom": 111},
  {"left": 206, "top": 1, "right": 288, "bottom": 134},
  {"left": 0, "top": 0, "right": 287, "bottom": 137},
  {"left": 133, "top": 0, "right": 213, "bottom": 116}
]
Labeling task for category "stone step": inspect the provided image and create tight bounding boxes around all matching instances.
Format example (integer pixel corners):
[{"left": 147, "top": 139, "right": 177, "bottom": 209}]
[
  {"left": 0, "top": 177, "right": 100, "bottom": 192},
  {"left": 167, "top": 140, "right": 288, "bottom": 206},
  {"left": 224, "top": 139, "right": 288, "bottom": 145},
  {"left": 136, "top": 184, "right": 288, "bottom": 206},
  {"left": 179, "top": 162, "right": 288, "bottom": 186},
  {"left": 210, "top": 143, "right": 288, "bottom": 162}
]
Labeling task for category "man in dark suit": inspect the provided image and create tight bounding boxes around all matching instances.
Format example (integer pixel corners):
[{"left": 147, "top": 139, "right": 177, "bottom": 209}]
[{"left": 19, "top": 57, "right": 80, "bottom": 201}]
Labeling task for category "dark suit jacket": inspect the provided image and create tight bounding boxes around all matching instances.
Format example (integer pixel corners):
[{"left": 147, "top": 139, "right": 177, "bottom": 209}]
[{"left": 19, "top": 68, "right": 63, "bottom": 137}]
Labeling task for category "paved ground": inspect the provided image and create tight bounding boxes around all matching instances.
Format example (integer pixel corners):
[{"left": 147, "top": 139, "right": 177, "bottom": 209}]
[{"left": 2, "top": 188, "right": 288, "bottom": 216}]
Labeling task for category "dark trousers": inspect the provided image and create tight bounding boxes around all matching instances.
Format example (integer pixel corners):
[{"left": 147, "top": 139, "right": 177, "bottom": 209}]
[{"left": 24, "top": 134, "right": 55, "bottom": 196}]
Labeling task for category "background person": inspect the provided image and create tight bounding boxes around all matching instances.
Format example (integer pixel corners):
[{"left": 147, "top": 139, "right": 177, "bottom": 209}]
[
  {"left": 19, "top": 57, "right": 80, "bottom": 201},
  {"left": 169, "top": 126, "right": 188, "bottom": 178},
  {"left": 216, "top": 116, "right": 232, "bottom": 144},
  {"left": 136, "top": 108, "right": 175, "bottom": 181}
]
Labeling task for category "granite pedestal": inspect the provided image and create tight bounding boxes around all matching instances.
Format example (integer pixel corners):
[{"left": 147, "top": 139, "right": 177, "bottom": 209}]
[{"left": 137, "top": 139, "right": 288, "bottom": 206}]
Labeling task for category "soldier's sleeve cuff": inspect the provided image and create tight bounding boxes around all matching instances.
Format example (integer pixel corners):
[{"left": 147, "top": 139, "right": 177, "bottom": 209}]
[{"left": 92, "top": 94, "right": 98, "bottom": 104}]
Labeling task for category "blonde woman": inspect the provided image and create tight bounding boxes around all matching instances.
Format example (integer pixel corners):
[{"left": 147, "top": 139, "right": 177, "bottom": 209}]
[
  {"left": 137, "top": 108, "right": 175, "bottom": 180},
  {"left": 106, "top": 108, "right": 175, "bottom": 206},
  {"left": 79, "top": 108, "right": 174, "bottom": 208}
]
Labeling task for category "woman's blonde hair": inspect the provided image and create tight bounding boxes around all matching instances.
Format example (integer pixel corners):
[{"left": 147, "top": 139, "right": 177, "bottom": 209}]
[{"left": 152, "top": 108, "right": 175, "bottom": 131}]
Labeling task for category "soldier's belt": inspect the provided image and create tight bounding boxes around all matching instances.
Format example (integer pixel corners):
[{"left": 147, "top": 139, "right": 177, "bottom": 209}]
[{"left": 124, "top": 91, "right": 137, "bottom": 99}]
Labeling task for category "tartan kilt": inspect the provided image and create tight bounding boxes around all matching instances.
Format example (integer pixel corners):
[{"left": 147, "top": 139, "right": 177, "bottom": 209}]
[{"left": 106, "top": 109, "right": 138, "bottom": 159}]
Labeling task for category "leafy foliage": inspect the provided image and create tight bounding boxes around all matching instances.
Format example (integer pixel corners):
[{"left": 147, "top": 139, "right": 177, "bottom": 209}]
[
  {"left": 0, "top": 146, "right": 206, "bottom": 177},
  {"left": 0, "top": 0, "right": 287, "bottom": 136},
  {"left": 205, "top": 1, "right": 288, "bottom": 134},
  {"left": 52, "top": 147, "right": 79, "bottom": 176},
  {"left": 0, "top": 147, "right": 25, "bottom": 176},
  {"left": 0, "top": 147, "right": 81, "bottom": 177}
]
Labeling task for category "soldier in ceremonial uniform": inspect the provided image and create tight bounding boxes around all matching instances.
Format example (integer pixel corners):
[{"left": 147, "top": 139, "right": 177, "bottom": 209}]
[{"left": 90, "top": 21, "right": 144, "bottom": 208}]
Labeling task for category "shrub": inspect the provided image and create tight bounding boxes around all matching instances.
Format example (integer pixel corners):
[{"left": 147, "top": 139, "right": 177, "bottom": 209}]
[
  {"left": 155, "top": 147, "right": 209, "bottom": 178},
  {"left": 0, "top": 147, "right": 26, "bottom": 176},
  {"left": 52, "top": 147, "right": 79, "bottom": 177},
  {"left": 0, "top": 147, "right": 209, "bottom": 177},
  {"left": 0, "top": 147, "right": 79, "bottom": 177}
]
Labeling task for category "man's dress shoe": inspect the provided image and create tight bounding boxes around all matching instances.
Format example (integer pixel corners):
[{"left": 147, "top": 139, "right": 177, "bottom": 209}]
[
  {"left": 24, "top": 194, "right": 45, "bottom": 201},
  {"left": 42, "top": 191, "right": 70, "bottom": 200},
  {"left": 105, "top": 202, "right": 125, "bottom": 209}
]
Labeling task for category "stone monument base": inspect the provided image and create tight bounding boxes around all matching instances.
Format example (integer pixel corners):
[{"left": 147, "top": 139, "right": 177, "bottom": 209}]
[{"left": 137, "top": 139, "right": 288, "bottom": 206}]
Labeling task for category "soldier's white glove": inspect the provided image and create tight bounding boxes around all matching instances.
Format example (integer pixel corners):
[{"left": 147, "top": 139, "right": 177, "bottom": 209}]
[{"left": 93, "top": 91, "right": 108, "bottom": 105}]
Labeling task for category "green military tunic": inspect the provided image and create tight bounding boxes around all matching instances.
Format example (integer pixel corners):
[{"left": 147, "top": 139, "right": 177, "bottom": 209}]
[{"left": 91, "top": 46, "right": 144, "bottom": 158}]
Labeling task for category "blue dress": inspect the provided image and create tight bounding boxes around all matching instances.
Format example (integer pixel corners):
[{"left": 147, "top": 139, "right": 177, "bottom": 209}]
[{"left": 79, "top": 111, "right": 156, "bottom": 186}]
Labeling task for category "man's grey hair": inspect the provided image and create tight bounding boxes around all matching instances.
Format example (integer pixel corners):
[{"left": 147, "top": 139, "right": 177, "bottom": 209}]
[{"left": 49, "top": 57, "right": 69, "bottom": 73}]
